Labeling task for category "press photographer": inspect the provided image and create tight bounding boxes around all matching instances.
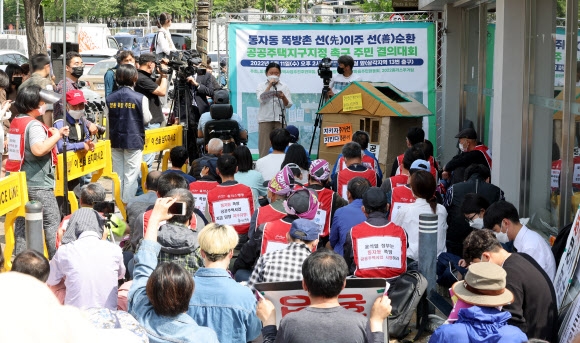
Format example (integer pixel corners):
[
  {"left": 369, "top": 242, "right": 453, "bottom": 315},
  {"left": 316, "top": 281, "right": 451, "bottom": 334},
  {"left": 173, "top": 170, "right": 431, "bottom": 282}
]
[{"left": 136, "top": 53, "right": 168, "bottom": 129}]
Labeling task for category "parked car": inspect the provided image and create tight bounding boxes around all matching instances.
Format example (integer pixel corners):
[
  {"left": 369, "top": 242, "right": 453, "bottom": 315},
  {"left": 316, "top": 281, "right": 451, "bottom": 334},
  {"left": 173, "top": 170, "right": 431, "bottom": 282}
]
[
  {"left": 80, "top": 48, "right": 118, "bottom": 75},
  {"left": 79, "top": 57, "right": 116, "bottom": 98},
  {"left": 0, "top": 50, "right": 28, "bottom": 70},
  {"left": 114, "top": 34, "right": 141, "bottom": 57}
]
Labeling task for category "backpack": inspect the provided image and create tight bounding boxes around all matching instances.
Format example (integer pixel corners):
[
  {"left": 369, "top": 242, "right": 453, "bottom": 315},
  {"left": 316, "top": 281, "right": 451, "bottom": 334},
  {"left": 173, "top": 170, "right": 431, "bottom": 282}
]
[{"left": 387, "top": 270, "right": 428, "bottom": 340}]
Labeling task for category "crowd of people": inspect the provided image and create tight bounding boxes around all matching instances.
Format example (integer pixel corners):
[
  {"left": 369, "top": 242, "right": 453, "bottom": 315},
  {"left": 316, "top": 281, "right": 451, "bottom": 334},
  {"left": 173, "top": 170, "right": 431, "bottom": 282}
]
[{"left": 0, "top": 44, "right": 570, "bottom": 343}]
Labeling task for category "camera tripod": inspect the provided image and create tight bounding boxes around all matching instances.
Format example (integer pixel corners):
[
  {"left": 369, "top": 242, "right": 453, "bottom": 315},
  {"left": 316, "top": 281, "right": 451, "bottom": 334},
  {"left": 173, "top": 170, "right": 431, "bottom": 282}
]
[
  {"left": 103, "top": 212, "right": 118, "bottom": 244},
  {"left": 169, "top": 75, "right": 195, "bottom": 159},
  {"left": 308, "top": 78, "right": 331, "bottom": 157}
]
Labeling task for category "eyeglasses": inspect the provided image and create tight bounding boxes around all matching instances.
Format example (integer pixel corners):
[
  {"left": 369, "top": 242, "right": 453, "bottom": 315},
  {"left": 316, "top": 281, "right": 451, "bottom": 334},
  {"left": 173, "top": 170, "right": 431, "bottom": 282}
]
[{"left": 465, "top": 213, "right": 478, "bottom": 224}]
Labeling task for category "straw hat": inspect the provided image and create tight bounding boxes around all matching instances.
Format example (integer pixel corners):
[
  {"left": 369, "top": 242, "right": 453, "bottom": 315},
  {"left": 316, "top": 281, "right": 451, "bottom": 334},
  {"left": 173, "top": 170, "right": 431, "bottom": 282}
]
[{"left": 452, "top": 262, "right": 514, "bottom": 307}]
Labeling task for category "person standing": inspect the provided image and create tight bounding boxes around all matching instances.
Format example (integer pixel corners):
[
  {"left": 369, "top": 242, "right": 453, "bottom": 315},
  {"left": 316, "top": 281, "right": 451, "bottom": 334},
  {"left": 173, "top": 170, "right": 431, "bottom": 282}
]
[
  {"left": 185, "top": 57, "right": 214, "bottom": 162},
  {"left": 327, "top": 55, "right": 360, "bottom": 98},
  {"left": 19, "top": 54, "right": 55, "bottom": 126},
  {"left": 104, "top": 51, "right": 136, "bottom": 98},
  {"left": 154, "top": 13, "right": 177, "bottom": 60},
  {"left": 6, "top": 85, "right": 69, "bottom": 258},
  {"left": 53, "top": 52, "right": 84, "bottom": 120},
  {"left": 256, "top": 62, "right": 293, "bottom": 157},
  {"left": 135, "top": 53, "right": 167, "bottom": 129},
  {"left": 106, "top": 64, "right": 152, "bottom": 204}
]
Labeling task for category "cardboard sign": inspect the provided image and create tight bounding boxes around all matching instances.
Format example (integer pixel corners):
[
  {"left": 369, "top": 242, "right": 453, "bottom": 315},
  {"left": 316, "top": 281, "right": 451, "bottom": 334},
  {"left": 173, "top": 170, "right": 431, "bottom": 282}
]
[
  {"left": 554, "top": 207, "right": 580, "bottom": 308},
  {"left": 356, "top": 237, "right": 403, "bottom": 269},
  {"left": 213, "top": 198, "right": 252, "bottom": 225},
  {"left": 323, "top": 123, "right": 353, "bottom": 147},
  {"left": 0, "top": 172, "right": 26, "bottom": 216},
  {"left": 254, "top": 279, "right": 387, "bottom": 327},
  {"left": 343, "top": 93, "right": 363, "bottom": 112}
]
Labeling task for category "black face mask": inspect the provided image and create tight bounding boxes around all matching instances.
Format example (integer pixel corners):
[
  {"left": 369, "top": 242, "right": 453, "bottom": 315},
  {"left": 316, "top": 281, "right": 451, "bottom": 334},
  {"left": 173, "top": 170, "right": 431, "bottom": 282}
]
[
  {"left": 12, "top": 77, "right": 22, "bottom": 88},
  {"left": 337, "top": 66, "right": 345, "bottom": 75},
  {"left": 71, "top": 66, "right": 84, "bottom": 78}
]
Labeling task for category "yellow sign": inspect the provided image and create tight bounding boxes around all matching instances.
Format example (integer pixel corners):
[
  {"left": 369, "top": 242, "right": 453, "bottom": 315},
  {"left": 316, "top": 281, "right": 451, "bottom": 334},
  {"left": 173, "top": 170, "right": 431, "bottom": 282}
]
[
  {"left": 323, "top": 123, "right": 353, "bottom": 147},
  {"left": 143, "top": 125, "right": 183, "bottom": 155},
  {"left": 60, "top": 140, "right": 108, "bottom": 181},
  {"left": 343, "top": 93, "right": 363, "bottom": 112},
  {"left": 0, "top": 172, "right": 31, "bottom": 270}
]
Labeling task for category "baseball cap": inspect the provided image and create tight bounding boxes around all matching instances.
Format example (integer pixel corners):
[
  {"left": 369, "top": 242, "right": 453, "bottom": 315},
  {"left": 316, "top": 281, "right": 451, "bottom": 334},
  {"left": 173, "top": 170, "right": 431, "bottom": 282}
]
[
  {"left": 455, "top": 128, "right": 477, "bottom": 140},
  {"left": 267, "top": 165, "right": 295, "bottom": 195},
  {"left": 139, "top": 53, "right": 156, "bottom": 64},
  {"left": 410, "top": 159, "right": 431, "bottom": 173},
  {"left": 65, "top": 89, "right": 87, "bottom": 106},
  {"left": 309, "top": 159, "right": 330, "bottom": 181},
  {"left": 362, "top": 187, "right": 388, "bottom": 210},
  {"left": 289, "top": 218, "right": 321, "bottom": 241},
  {"left": 283, "top": 189, "right": 319, "bottom": 220},
  {"left": 200, "top": 157, "right": 219, "bottom": 179},
  {"left": 286, "top": 125, "right": 300, "bottom": 143},
  {"left": 214, "top": 89, "right": 230, "bottom": 104}
]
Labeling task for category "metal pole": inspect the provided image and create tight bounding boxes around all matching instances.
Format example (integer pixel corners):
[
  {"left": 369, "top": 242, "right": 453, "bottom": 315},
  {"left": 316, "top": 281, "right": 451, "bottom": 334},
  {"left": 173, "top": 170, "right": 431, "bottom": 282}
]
[
  {"left": 418, "top": 213, "right": 438, "bottom": 314},
  {"left": 25, "top": 201, "right": 45, "bottom": 254},
  {"left": 1, "top": 0, "right": 4, "bottom": 34},
  {"left": 61, "top": 0, "right": 70, "bottom": 216}
]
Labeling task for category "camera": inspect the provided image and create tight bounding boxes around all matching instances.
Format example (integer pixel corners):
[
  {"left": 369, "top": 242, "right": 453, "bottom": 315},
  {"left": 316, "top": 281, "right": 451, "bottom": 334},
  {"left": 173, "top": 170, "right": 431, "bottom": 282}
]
[
  {"left": 166, "top": 50, "right": 207, "bottom": 79},
  {"left": 93, "top": 201, "right": 115, "bottom": 214},
  {"left": 318, "top": 57, "right": 333, "bottom": 81}
]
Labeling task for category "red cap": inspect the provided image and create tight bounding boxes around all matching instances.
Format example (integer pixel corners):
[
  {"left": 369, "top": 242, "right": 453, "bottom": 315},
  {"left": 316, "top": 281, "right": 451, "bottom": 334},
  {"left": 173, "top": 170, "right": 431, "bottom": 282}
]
[{"left": 66, "top": 89, "right": 87, "bottom": 105}]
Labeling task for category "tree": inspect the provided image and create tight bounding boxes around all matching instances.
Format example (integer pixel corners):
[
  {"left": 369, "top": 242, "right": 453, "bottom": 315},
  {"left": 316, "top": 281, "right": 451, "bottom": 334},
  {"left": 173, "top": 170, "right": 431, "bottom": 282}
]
[
  {"left": 23, "top": 0, "right": 48, "bottom": 55},
  {"left": 359, "top": 0, "right": 393, "bottom": 13}
]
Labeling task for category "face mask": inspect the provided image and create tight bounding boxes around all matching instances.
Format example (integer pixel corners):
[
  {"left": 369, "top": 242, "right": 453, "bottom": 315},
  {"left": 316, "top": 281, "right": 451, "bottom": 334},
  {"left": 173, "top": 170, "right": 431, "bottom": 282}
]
[
  {"left": 337, "top": 66, "right": 344, "bottom": 75},
  {"left": 68, "top": 109, "right": 84, "bottom": 120},
  {"left": 12, "top": 77, "right": 22, "bottom": 88},
  {"left": 71, "top": 66, "right": 84, "bottom": 78},
  {"left": 494, "top": 224, "right": 510, "bottom": 244},
  {"left": 267, "top": 75, "right": 279, "bottom": 83},
  {"left": 469, "top": 218, "right": 484, "bottom": 229},
  {"left": 38, "top": 103, "right": 47, "bottom": 115},
  {"left": 458, "top": 143, "right": 465, "bottom": 152}
]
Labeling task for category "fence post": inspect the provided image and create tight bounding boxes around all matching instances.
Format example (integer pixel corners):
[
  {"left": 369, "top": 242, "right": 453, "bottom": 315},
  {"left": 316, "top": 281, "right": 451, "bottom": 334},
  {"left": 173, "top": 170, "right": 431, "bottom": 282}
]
[
  {"left": 25, "top": 201, "right": 44, "bottom": 254},
  {"left": 419, "top": 213, "right": 438, "bottom": 314}
]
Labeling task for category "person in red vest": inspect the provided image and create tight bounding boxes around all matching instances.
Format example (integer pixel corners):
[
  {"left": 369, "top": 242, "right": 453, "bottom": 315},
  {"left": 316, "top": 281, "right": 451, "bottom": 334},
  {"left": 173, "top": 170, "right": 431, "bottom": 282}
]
[
  {"left": 305, "top": 159, "right": 347, "bottom": 248},
  {"left": 388, "top": 159, "right": 431, "bottom": 221},
  {"left": 6, "top": 84, "right": 69, "bottom": 259},
  {"left": 248, "top": 165, "right": 295, "bottom": 240},
  {"left": 332, "top": 141, "right": 377, "bottom": 199},
  {"left": 442, "top": 128, "right": 492, "bottom": 185},
  {"left": 344, "top": 187, "right": 407, "bottom": 279},
  {"left": 389, "top": 127, "right": 425, "bottom": 176},
  {"left": 331, "top": 130, "right": 383, "bottom": 182},
  {"left": 189, "top": 157, "right": 220, "bottom": 219},
  {"left": 381, "top": 145, "right": 425, "bottom": 206},
  {"left": 233, "top": 188, "right": 319, "bottom": 282},
  {"left": 208, "top": 154, "right": 255, "bottom": 245}
]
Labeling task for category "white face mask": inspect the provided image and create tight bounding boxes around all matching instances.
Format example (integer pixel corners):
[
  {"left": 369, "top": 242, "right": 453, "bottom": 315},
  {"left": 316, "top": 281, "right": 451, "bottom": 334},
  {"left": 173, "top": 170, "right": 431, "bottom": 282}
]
[
  {"left": 494, "top": 224, "right": 510, "bottom": 244},
  {"left": 68, "top": 109, "right": 84, "bottom": 120},
  {"left": 458, "top": 142, "right": 465, "bottom": 152},
  {"left": 469, "top": 218, "right": 484, "bottom": 230},
  {"left": 267, "top": 75, "right": 279, "bottom": 83},
  {"left": 38, "top": 103, "right": 47, "bottom": 115}
]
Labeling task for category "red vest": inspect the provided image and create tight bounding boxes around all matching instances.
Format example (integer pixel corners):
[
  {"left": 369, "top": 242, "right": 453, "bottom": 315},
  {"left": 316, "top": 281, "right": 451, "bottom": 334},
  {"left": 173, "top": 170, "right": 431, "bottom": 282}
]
[
  {"left": 208, "top": 183, "right": 254, "bottom": 235},
  {"left": 337, "top": 166, "right": 377, "bottom": 199},
  {"left": 6, "top": 115, "right": 58, "bottom": 172},
  {"left": 474, "top": 145, "right": 492, "bottom": 169},
  {"left": 337, "top": 154, "right": 377, "bottom": 174},
  {"left": 389, "top": 185, "right": 415, "bottom": 221},
  {"left": 261, "top": 219, "right": 292, "bottom": 255},
  {"left": 388, "top": 174, "right": 409, "bottom": 190},
  {"left": 396, "top": 154, "right": 437, "bottom": 181},
  {"left": 256, "top": 204, "right": 286, "bottom": 229},
  {"left": 351, "top": 221, "right": 407, "bottom": 278},
  {"left": 309, "top": 187, "right": 334, "bottom": 237},
  {"left": 189, "top": 180, "right": 219, "bottom": 214}
]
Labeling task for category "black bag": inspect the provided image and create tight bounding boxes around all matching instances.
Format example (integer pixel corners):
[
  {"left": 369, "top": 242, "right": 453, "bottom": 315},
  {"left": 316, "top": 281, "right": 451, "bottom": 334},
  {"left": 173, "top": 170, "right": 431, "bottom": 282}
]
[{"left": 387, "top": 270, "right": 428, "bottom": 340}]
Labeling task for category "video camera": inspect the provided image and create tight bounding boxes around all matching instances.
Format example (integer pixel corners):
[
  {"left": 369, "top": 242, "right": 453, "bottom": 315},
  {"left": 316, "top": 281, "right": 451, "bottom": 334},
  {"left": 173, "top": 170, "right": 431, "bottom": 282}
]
[
  {"left": 167, "top": 50, "right": 207, "bottom": 79},
  {"left": 318, "top": 57, "right": 333, "bottom": 83}
]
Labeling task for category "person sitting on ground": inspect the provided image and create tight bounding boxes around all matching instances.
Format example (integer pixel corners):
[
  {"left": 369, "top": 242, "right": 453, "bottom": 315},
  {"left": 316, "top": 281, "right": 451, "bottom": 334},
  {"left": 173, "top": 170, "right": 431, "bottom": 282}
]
[
  {"left": 267, "top": 125, "right": 310, "bottom": 161},
  {"left": 381, "top": 145, "right": 425, "bottom": 204},
  {"left": 127, "top": 170, "right": 161, "bottom": 227},
  {"left": 128, "top": 197, "right": 219, "bottom": 343},
  {"left": 390, "top": 126, "right": 425, "bottom": 176},
  {"left": 190, "top": 137, "right": 223, "bottom": 180},
  {"left": 388, "top": 158, "right": 430, "bottom": 221},
  {"left": 189, "top": 222, "right": 262, "bottom": 343},
  {"left": 462, "top": 229, "right": 557, "bottom": 342},
  {"left": 483, "top": 200, "right": 556, "bottom": 281},
  {"left": 47, "top": 207, "right": 125, "bottom": 309},
  {"left": 344, "top": 187, "right": 407, "bottom": 278},
  {"left": 11, "top": 249, "right": 50, "bottom": 282},
  {"left": 428, "top": 262, "right": 527, "bottom": 343},
  {"left": 247, "top": 218, "right": 321, "bottom": 290},
  {"left": 329, "top": 177, "right": 371, "bottom": 256},
  {"left": 189, "top": 158, "right": 220, "bottom": 220},
  {"left": 332, "top": 130, "right": 382, "bottom": 182},
  {"left": 332, "top": 141, "right": 378, "bottom": 198},
  {"left": 163, "top": 146, "right": 195, "bottom": 184},
  {"left": 305, "top": 159, "right": 348, "bottom": 248},
  {"left": 281, "top": 143, "right": 310, "bottom": 184},
  {"left": 257, "top": 249, "right": 392, "bottom": 343},
  {"left": 233, "top": 145, "right": 267, "bottom": 208},
  {"left": 233, "top": 188, "right": 319, "bottom": 282},
  {"left": 256, "top": 128, "right": 291, "bottom": 182}
]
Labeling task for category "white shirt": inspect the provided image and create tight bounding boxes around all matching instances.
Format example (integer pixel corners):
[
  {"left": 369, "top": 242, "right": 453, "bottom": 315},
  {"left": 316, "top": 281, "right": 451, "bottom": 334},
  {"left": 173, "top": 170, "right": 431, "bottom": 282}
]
[
  {"left": 513, "top": 225, "right": 556, "bottom": 282},
  {"left": 329, "top": 73, "right": 361, "bottom": 95},
  {"left": 155, "top": 27, "right": 176, "bottom": 55},
  {"left": 255, "top": 153, "right": 286, "bottom": 182},
  {"left": 256, "top": 80, "right": 293, "bottom": 123},
  {"left": 393, "top": 198, "right": 448, "bottom": 261}
]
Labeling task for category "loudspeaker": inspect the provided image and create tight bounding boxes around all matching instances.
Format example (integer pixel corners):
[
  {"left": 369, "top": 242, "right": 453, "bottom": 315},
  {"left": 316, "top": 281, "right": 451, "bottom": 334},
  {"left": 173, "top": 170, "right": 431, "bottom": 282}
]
[{"left": 50, "top": 42, "right": 79, "bottom": 59}]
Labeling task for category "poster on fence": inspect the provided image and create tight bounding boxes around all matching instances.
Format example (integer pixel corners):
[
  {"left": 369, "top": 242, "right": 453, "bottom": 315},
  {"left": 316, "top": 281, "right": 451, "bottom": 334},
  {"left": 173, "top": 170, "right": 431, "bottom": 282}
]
[
  {"left": 228, "top": 22, "right": 436, "bottom": 157},
  {"left": 554, "top": 207, "right": 580, "bottom": 308},
  {"left": 254, "top": 278, "right": 387, "bottom": 327}
]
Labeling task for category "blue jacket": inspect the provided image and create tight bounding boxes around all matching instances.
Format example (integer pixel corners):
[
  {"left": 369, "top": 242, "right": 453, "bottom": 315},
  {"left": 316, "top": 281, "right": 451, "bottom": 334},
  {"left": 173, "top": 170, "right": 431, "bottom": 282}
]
[
  {"left": 107, "top": 86, "right": 145, "bottom": 150},
  {"left": 330, "top": 198, "right": 366, "bottom": 256},
  {"left": 429, "top": 306, "right": 528, "bottom": 343},
  {"left": 189, "top": 267, "right": 262, "bottom": 343},
  {"left": 128, "top": 240, "right": 219, "bottom": 343}
]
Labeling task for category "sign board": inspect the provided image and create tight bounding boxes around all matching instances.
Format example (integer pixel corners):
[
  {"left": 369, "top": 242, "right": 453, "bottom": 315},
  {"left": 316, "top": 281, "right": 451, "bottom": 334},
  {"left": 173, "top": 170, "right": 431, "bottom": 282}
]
[
  {"left": 0, "top": 172, "right": 26, "bottom": 216},
  {"left": 323, "top": 123, "right": 353, "bottom": 147},
  {"left": 254, "top": 278, "right": 387, "bottom": 327},
  {"left": 142, "top": 125, "right": 183, "bottom": 155},
  {"left": 212, "top": 198, "right": 252, "bottom": 225},
  {"left": 559, "top": 293, "right": 580, "bottom": 342},
  {"left": 392, "top": 0, "right": 418, "bottom": 10},
  {"left": 389, "top": 14, "right": 405, "bottom": 22},
  {"left": 554, "top": 207, "right": 580, "bottom": 308},
  {"left": 343, "top": 93, "right": 363, "bottom": 112},
  {"left": 368, "top": 144, "right": 380, "bottom": 158}
]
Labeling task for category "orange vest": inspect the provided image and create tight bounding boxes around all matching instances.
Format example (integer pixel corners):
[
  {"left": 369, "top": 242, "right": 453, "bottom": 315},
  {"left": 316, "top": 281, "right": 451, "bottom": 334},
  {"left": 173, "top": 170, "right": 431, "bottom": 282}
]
[
  {"left": 337, "top": 166, "right": 377, "bottom": 199},
  {"left": 189, "top": 180, "right": 219, "bottom": 214},
  {"left": 6, "top": 115, "right": 58, "bottom": 172},
  {"left": 389, "top": 185, "right": 415, "bottom": 221},
  {"left": 208, "top": 182, "right": 255, "bottom": 235},
  {"left": 351, "top": 221, "right": 407, "bottom": 278}
]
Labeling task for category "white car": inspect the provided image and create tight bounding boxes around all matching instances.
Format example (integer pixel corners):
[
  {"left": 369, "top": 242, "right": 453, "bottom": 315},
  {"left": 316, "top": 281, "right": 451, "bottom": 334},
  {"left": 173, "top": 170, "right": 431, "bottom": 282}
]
[
  {"left": 80, "top": 48, "right": 118, "bottom": 75},
  {"left": 0, "top": 50, "right": 29, "bottom": 71}
]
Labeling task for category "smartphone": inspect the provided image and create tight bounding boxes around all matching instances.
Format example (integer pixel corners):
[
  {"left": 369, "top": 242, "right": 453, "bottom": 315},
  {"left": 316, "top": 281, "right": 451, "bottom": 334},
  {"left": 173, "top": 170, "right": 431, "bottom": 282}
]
[
  {"left": 254, "top": 290, "right": 265, "bottom": 302},
  {"left": 168, "top": 201, "right": 186, "bottom": 215},
  {"left": 93, "top": 201, "right": 115, "bottom": 214}
]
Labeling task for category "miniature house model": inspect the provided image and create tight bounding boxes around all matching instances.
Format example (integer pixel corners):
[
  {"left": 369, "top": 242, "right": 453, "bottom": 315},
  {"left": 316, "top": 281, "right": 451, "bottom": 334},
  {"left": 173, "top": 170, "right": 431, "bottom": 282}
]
[{"left": 317, "top": 81, "right": 433, "bottom": 173}]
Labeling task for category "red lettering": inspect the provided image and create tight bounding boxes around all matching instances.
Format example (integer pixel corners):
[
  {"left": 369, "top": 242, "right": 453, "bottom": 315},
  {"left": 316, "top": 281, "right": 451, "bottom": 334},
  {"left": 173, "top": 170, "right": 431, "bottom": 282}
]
[
  {"left": 280, "top": 295, "right": 310, "bottom": 317},
  {"left": 338, "top": 294, "right": 366, "bottom": 315}
]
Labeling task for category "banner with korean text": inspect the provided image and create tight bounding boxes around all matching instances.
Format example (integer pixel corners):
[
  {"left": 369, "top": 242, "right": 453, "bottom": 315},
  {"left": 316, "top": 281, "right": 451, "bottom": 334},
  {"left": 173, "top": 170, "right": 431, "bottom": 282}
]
[{"left": 228, "top": 22, "right": 436, "bottom": 157}]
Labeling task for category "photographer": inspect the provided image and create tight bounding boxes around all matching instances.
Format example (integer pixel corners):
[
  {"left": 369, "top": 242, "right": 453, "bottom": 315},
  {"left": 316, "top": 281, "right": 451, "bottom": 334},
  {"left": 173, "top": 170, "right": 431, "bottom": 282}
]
[
  {"left": 327, "top": 55, "right": 360, "bottom": 98},
  {"left": 185, "top": 57, "right": 214, "bottom": 161},
  {"left": 136, "top": 53, "right": 167, "bottom": 129}
]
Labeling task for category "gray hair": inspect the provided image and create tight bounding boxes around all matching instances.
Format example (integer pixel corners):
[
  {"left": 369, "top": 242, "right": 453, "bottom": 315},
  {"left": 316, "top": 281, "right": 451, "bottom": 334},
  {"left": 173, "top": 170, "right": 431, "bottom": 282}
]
[
  {"left": 207, "top": 138, "right": 224, "bottom": 154},
  {"left": 80, "top": 183, "right": 106, "bottom": 206}
]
